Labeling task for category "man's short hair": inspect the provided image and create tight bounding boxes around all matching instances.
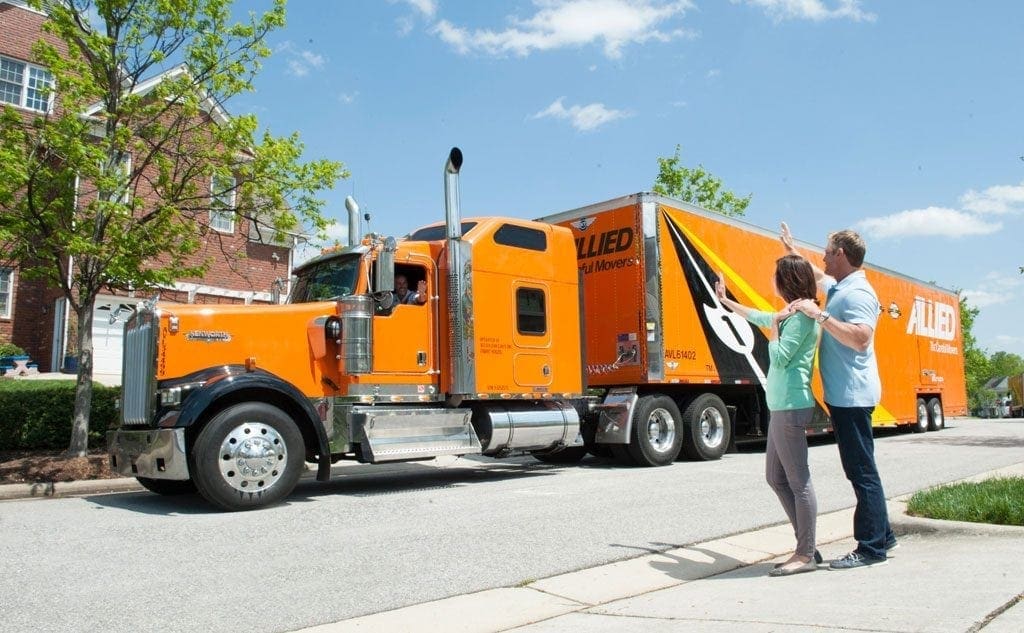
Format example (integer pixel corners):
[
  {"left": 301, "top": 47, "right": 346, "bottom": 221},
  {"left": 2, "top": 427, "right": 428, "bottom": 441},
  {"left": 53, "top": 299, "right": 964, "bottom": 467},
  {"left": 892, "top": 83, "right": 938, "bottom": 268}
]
[{"left": 828, "top": 229, "right": 867, "bottom": 267}]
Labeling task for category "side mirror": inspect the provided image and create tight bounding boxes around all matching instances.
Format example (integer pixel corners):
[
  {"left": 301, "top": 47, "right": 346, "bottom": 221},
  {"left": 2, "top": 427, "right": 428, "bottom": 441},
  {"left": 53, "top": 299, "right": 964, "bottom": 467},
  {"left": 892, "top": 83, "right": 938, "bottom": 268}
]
[{"left": 374, "top": 236, "right": 396, "bottom": 293}]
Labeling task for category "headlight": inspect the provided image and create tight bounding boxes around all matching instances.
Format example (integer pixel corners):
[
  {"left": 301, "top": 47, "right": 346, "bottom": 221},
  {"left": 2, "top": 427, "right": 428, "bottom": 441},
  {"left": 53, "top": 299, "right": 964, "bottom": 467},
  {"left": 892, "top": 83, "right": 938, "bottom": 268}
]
[{"left": 159, "top": 386, "right": 183, "bottom": 407}]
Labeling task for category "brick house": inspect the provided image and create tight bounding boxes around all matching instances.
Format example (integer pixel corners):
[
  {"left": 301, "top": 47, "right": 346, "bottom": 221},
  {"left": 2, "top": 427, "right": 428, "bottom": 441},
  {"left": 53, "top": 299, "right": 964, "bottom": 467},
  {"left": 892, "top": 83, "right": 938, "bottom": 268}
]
[{"left": 0, "top": 0, "right": 298, "bottom": 382}]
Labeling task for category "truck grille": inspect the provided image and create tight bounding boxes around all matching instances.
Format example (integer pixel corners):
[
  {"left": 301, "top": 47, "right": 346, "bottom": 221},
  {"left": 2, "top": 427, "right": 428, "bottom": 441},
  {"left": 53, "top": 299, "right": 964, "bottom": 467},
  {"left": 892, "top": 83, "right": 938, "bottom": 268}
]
[{"left": 120, "top": 307, "right": 158, "bottom": 426}]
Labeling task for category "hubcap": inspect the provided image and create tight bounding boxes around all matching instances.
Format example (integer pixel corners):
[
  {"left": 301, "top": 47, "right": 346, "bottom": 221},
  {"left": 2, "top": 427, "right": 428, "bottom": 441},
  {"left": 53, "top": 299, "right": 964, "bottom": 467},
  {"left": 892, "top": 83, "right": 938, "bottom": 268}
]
[
  {"left": 218, "top": 422, "right": 287, "bottom": 493},
  {"left": 917, "top": 403, "right": 928, "bottom": 429},
  {"left": 645, "top": 408, "right": 677, "bottom": 454},
  {"left": 699, "top": 407, "right": 725, "bottom": 449},
  {"left": 930, "top": 403, "right": 943, "bottom": 428}
]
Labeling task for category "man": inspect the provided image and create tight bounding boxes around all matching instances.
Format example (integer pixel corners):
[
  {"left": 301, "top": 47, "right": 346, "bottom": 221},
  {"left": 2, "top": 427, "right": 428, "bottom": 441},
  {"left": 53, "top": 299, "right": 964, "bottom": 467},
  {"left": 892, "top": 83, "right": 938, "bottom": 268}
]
[
  {"left": 394, "top": 274, "right": 427, "bottom": 305},
  {"left": 782, "top": 223, "right": 897, "bottom": 570}
]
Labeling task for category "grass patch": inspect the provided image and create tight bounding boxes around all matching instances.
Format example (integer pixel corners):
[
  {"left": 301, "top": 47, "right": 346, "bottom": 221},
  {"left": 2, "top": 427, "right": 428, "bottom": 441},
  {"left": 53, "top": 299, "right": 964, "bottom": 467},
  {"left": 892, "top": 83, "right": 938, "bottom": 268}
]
[{"left": 906, "top": 477, "right": 1024, "bottom": 527}]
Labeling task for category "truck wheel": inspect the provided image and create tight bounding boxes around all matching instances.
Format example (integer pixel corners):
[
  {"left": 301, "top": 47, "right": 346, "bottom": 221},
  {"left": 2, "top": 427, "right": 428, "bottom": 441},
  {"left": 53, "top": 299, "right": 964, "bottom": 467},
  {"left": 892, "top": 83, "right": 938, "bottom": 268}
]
[
  {"left": 626, "top": 395, "right": 682, "bottom": 466},
  {"left": 136, "top": 477, "right": 197, "bottom": 496},
  {"left": 191, "top": 402, "right": 305, "bottom": 511},
  {"left": 532, "top": 446, "right": 588, "bottom": 463},
  {"left": 912, "top": 398, "right": 928, "bottom": 433},
  {"left": 926, "top": 397, "right": 944, "bottom": 431},
  {"left": 680, "top": 394, "right": 731, "bottom": 461}
]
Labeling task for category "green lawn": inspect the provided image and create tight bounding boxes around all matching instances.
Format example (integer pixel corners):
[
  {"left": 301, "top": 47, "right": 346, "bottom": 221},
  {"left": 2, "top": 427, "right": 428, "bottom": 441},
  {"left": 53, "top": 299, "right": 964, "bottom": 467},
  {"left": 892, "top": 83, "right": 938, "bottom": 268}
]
[{"left": 906, "top": 477, "right": 1024, "bottom": 527}]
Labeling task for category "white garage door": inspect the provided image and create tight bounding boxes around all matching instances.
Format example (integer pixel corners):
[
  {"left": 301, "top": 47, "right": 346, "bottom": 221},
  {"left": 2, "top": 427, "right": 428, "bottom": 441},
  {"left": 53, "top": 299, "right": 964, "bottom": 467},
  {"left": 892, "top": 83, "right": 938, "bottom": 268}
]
[{"left": 92, "top": 297, "right": 134, "bottom": 381}]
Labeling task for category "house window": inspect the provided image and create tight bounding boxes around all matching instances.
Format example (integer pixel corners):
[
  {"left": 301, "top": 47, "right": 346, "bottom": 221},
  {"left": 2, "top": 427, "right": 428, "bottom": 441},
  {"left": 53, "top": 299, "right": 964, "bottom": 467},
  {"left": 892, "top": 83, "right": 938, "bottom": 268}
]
[
  {"left": 516, "top": 287, "right": 546, "bottom": 335},
  {"left": 0, "top": 56, "right": 54, "bottom": 113},
  {"left": 0, "top": 268, "right": 13, "bottom": 318},
  {"left": 210, "top": 174, "right": 236, "bottom": 233}
]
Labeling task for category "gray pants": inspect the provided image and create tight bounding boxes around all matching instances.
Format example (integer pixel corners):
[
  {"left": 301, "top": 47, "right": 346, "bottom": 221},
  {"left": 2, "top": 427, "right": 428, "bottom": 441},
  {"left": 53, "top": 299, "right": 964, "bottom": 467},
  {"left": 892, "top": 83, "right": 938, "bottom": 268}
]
[{"left": 765, "top": 407, "right": 817, "bottom": 558}]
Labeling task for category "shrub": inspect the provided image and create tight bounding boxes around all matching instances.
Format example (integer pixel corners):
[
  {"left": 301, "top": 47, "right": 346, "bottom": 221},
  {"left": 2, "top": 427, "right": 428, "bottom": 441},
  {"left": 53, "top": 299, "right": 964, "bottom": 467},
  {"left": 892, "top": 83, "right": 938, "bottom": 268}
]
[
  {"left": 0, "top": 341, "right": 27, "bottom": 358},
  {"left": 0, "top": 380, "right": 119, "bottom": 450}
]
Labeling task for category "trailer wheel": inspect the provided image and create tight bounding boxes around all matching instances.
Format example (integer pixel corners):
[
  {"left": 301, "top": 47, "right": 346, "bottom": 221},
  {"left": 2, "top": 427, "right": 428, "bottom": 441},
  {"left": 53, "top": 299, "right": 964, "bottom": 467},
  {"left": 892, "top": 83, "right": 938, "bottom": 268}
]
[
  {"left": 136, "top": 477, "right": 197, "bottom": 496},
  {"left": 191, "top": 402, "right": 305, "bottom": 511},
  {"left": 913, "top": 398, "right": 928, "bottom": 433},
  {"left": 581, "top": 423, "right": 614, "bottom": 459},
  {"left": 625, "top": 395, "right": 682, "bottom": 466},
  {"left": 926, "top": 397, "right": 944, "bottom": 431},
  {"left": 680, "top": 394, "right": 731, "bottom": 461}
]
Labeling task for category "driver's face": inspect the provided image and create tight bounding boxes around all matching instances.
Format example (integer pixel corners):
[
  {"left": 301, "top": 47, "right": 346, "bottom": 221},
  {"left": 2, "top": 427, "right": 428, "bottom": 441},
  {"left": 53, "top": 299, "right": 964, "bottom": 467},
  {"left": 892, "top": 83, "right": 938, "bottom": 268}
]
[{"left": 395, "top": 276, "right": 409, "bottom": 295}]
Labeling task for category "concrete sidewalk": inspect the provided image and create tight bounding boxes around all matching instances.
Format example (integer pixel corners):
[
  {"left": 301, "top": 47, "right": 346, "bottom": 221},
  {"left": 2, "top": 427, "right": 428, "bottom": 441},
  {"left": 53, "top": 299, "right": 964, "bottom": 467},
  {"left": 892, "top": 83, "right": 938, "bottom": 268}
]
[{"left": 296, "top": 463, "right": 1024, "bottom": 633}]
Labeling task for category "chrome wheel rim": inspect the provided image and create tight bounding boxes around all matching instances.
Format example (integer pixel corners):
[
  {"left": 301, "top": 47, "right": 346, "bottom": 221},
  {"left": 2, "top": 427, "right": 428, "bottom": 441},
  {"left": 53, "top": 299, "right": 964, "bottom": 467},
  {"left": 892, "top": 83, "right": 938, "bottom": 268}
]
[
  {"left": 699, "top": 407, "right": 725, "bottom": 449},
  {"left": 917, "top": 402, "right": 928, "bottom": 430},
  {"left": 646, "top": 408, "right": 677, "bottom": 454},
  {"left": 218, "top": 422, "right": 288, "bottom": 493},
  {"left": 929, "top": 403, "right": 944, "bottom": 428}
]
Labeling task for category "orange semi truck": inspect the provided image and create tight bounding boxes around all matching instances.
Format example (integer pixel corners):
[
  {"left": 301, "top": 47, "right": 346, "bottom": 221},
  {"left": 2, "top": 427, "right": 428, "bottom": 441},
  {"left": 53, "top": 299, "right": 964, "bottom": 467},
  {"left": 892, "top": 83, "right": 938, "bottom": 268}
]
[{"left": 108, "top": 148, "right": 967, "bottom": 510}]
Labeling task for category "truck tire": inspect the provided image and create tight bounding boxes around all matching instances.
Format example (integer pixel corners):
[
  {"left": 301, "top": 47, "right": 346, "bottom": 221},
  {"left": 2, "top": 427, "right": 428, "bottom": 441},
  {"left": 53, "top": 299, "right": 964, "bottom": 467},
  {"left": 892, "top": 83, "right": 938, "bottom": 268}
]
[
  {"left": 191, "top": 402, "right": 305, "bottom": 511},
  {"left": 626, "top": 395, "right": 683, "bottom": 466},
  {"left": 926, "top": 397, "right": 944, "bottom": 431},
  {"left": 136, "top": 477, "right": 197, "bottom": 496},
  {"left": 912, "top": 398, "right": 928, "bottom": 433},
  {"left": 680, "top": 393, "right": 731, "bottom": 461}
]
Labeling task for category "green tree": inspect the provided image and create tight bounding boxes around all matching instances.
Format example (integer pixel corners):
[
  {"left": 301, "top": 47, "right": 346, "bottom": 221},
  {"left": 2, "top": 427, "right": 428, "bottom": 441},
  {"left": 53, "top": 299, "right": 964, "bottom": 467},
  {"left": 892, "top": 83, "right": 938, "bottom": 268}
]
[
  {"left": 987, "top": 351, "right": 1024, "bottom": 381},
  {"left": 0, "top": 0, "right": 347, "bottom": 456},
  {"left": 959, "top": 295, "right": 991, "bottom": 412},
  {"left": 653, "top": 145, "right": 752, "bottom": 216}
]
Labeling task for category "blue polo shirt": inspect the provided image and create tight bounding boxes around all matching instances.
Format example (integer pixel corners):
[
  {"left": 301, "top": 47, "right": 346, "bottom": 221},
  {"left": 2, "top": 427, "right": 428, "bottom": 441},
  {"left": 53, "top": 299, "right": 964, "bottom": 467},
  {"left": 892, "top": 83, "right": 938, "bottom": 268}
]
[{"left": 820, "top": 270, "right": 882, "bottom": 407}]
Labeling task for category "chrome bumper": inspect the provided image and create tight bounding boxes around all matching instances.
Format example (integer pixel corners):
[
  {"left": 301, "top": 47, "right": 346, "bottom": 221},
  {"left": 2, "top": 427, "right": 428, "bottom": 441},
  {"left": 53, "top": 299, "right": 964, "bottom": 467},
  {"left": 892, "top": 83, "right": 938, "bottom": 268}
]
[{"left": 107, "top": 428, "right": 190, "bottom": 480}]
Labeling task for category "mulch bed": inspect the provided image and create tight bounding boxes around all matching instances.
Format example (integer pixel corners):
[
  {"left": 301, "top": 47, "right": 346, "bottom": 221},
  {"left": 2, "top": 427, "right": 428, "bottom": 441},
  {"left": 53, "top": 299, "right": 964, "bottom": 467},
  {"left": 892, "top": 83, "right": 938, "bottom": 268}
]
[{"left": 0, "top": 449, "right": 118, "bottom": 484}]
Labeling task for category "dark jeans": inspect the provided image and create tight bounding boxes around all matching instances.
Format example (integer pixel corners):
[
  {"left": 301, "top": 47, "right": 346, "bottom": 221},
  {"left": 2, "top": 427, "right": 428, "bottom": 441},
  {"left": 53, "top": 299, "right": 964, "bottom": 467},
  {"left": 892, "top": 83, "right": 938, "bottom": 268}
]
[{"left": 828, "top": 405, "right": 895, "bottom": 559}]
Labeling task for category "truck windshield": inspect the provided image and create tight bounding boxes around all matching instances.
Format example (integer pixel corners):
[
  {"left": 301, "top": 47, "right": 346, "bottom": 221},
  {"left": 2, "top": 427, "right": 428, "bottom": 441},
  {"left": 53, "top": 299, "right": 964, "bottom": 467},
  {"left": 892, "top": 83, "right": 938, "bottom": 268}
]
[{"left": 289, "top": 255, "right": 361, "bottom": 303}]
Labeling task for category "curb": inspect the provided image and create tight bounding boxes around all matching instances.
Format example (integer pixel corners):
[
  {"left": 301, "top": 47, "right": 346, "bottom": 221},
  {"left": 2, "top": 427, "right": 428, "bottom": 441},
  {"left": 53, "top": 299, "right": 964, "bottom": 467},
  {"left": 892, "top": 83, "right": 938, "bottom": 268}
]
[{"left": 0, "top": 476, "right": 143, "bottom": 501}]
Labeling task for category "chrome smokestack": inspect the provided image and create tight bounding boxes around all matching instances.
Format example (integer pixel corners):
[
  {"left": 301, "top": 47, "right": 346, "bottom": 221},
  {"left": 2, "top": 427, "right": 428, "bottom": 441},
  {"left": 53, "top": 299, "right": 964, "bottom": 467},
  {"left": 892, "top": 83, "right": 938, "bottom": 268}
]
[
  {"left": 345, "top": 195, "right": 360, "bottom": 247},
  {"left": 443, "top": 147, "right": 473, "bottom": 398}
]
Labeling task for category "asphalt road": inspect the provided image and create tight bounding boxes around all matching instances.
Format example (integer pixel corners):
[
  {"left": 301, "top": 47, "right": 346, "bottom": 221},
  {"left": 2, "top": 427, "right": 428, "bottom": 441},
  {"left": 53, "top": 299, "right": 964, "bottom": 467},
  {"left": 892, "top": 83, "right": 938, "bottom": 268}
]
[{"left": 1, "top": 417, "right": 1022, "bottom": 633}]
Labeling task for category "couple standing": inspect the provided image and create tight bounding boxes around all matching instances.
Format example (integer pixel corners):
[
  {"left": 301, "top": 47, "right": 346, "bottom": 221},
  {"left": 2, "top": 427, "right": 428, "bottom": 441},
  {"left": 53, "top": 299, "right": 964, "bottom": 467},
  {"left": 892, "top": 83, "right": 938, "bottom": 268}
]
[{"left": 715, "top": 224, "right": 895, "bottom": 576}]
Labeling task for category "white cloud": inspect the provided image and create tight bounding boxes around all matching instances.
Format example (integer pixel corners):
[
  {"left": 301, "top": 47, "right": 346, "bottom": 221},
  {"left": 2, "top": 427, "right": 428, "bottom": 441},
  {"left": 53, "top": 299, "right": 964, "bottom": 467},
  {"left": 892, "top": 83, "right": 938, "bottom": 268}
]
[
  {"left": 400, "top": 0, "right": 437, "bottom": 18},
  {"left": 856, "top": 206, "right": 1002, "bottom": 239},
  {"left": 294, "top": 222, "right": 350, "bottom": 266},
  {"left": 276, "top": 41, "right": 327, "bottom": 77},
  {"left": 433, "top": 0, "right": 695, "bottom": 59},
  {"left": 706, "top": 68, "right": 720, "bottom": 78},
  {"left": 338, "top": 92, "right": 359, "bottom": 104},
  {"left": 533, "top": 97, "right": 630, "bottom": 131},
  {"left": 961, "top": 273, "right": 1023, "bottom": 309},
  {"left": 960, "top": 181, "right": 1024, "bottom": 215},
  {"left": 736, "top": 0, "right": 876, "bottom": 22}
]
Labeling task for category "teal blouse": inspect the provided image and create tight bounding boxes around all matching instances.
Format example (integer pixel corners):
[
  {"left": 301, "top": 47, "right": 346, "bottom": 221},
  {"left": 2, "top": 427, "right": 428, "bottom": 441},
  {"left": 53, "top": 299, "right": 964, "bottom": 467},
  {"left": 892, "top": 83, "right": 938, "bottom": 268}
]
[{"left": 747, "top": 310, "right": 819, "bottom": 411}]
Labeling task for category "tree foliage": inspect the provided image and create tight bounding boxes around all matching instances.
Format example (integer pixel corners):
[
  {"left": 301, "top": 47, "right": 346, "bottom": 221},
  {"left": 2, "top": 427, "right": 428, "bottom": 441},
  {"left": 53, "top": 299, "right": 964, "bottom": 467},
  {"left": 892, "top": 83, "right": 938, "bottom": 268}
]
[
  {"left": 0, "top": 0, "right": 347, "bottom": 455},
  {"left": 653, "top": 145, "right": 752, "bottom": 217},
  {"left": 959, "top": 295, "right": 991, "bottom": 412}
]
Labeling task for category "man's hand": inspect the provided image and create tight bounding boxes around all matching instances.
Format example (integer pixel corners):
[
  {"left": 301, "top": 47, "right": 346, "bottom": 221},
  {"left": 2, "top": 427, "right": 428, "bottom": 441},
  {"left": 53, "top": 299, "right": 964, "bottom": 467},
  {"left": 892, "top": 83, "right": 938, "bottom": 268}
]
[
  {"left": 417, "top": 280, "right": 427, "bottom": 294},
  {"left": 788, "top": 298, "right": 819, "bottom": 319},
  {"left": 780, "top": 222, "right": 796, "bottom": 254}
]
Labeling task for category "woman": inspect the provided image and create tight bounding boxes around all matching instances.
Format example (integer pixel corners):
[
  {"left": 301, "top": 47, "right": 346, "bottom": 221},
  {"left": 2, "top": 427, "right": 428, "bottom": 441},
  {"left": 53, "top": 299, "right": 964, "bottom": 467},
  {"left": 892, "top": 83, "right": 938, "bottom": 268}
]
[{"left": 715, "top": 254, "right": 821, "bottom": 576}]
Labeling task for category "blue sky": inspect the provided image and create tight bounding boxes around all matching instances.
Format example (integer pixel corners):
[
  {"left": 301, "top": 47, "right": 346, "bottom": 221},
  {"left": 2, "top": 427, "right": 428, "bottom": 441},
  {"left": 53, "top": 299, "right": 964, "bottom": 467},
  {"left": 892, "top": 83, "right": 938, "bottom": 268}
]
[{"left": 230, "top": 0, "right": 1024, "bottom": 358}]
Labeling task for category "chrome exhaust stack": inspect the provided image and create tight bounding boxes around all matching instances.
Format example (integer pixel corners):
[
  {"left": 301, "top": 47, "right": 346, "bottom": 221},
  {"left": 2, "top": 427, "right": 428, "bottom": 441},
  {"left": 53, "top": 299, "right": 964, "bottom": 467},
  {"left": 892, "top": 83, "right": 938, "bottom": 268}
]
[
  {"left": 345, "top": 195, "right": 361, "bottom": 247},
  {"left": 444, "top": 148, "right": 474, "bottom": 398}
]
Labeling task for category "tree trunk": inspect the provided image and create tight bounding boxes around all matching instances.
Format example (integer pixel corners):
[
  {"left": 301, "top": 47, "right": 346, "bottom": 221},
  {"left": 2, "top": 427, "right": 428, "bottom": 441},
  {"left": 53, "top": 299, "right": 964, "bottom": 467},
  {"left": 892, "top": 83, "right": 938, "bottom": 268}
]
[{"left": 67, "top": 303, "right": 95, "bottom": 458}]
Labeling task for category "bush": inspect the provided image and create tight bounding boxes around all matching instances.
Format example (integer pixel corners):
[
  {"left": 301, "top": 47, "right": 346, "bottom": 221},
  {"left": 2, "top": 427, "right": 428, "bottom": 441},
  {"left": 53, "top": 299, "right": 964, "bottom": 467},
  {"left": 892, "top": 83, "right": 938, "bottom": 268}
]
[
  {"left": 0, "top": 380, "right": 119, "bottom": 450},
  {"left": 0, "top": 341, "right": 27, "bottom": 358}
]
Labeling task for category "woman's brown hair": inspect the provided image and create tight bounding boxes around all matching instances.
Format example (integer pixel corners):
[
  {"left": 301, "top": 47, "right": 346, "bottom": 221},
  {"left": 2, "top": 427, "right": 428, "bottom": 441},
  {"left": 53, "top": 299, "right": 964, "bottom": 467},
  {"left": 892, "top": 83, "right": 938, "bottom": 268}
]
[{"left": 774, "top": 255, "right": 819, "bottom": 305}]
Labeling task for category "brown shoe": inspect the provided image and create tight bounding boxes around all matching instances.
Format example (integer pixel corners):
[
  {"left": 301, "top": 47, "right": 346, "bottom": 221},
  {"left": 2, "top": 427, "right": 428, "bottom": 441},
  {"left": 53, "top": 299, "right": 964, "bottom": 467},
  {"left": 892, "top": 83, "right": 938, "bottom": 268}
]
[{"left": 769, "top": 560, "right": 818, "bottom": 577}]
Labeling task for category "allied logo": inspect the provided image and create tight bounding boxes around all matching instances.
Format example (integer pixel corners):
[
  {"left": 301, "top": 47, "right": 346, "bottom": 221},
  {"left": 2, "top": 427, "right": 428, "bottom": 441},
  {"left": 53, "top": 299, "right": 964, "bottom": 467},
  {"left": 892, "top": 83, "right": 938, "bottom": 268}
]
[
  {"left": 571, "top": 216, "right": 596, "bottom": 231},
  {"left": 906, "top": 297, "right": 956, "bottom": 341}
]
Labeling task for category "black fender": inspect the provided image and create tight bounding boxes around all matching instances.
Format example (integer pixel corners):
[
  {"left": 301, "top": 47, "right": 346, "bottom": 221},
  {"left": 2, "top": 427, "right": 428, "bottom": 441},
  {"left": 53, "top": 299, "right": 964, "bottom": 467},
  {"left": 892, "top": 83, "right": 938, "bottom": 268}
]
[{"left": 166, "top": 366, "right": 332, "bottom": 481}]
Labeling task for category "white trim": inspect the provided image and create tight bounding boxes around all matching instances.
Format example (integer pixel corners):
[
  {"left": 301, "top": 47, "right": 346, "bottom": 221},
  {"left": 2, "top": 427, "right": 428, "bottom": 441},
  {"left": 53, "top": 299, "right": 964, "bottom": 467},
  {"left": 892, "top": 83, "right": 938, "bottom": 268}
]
[
  {"left": 168, "top": 281, "right": 272, "bottom": 304},
  {"left": 83, "top": 63, "right": 229, "bottom": 125},
  {"left": 0, "top": 267, "right": 14, "bottom": 318},
  {"left": 0, "top": 1, "right": 46, "bottom": 16},
  {"left": 0, "top": 54, "right": 54, "bottom": 113}
]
